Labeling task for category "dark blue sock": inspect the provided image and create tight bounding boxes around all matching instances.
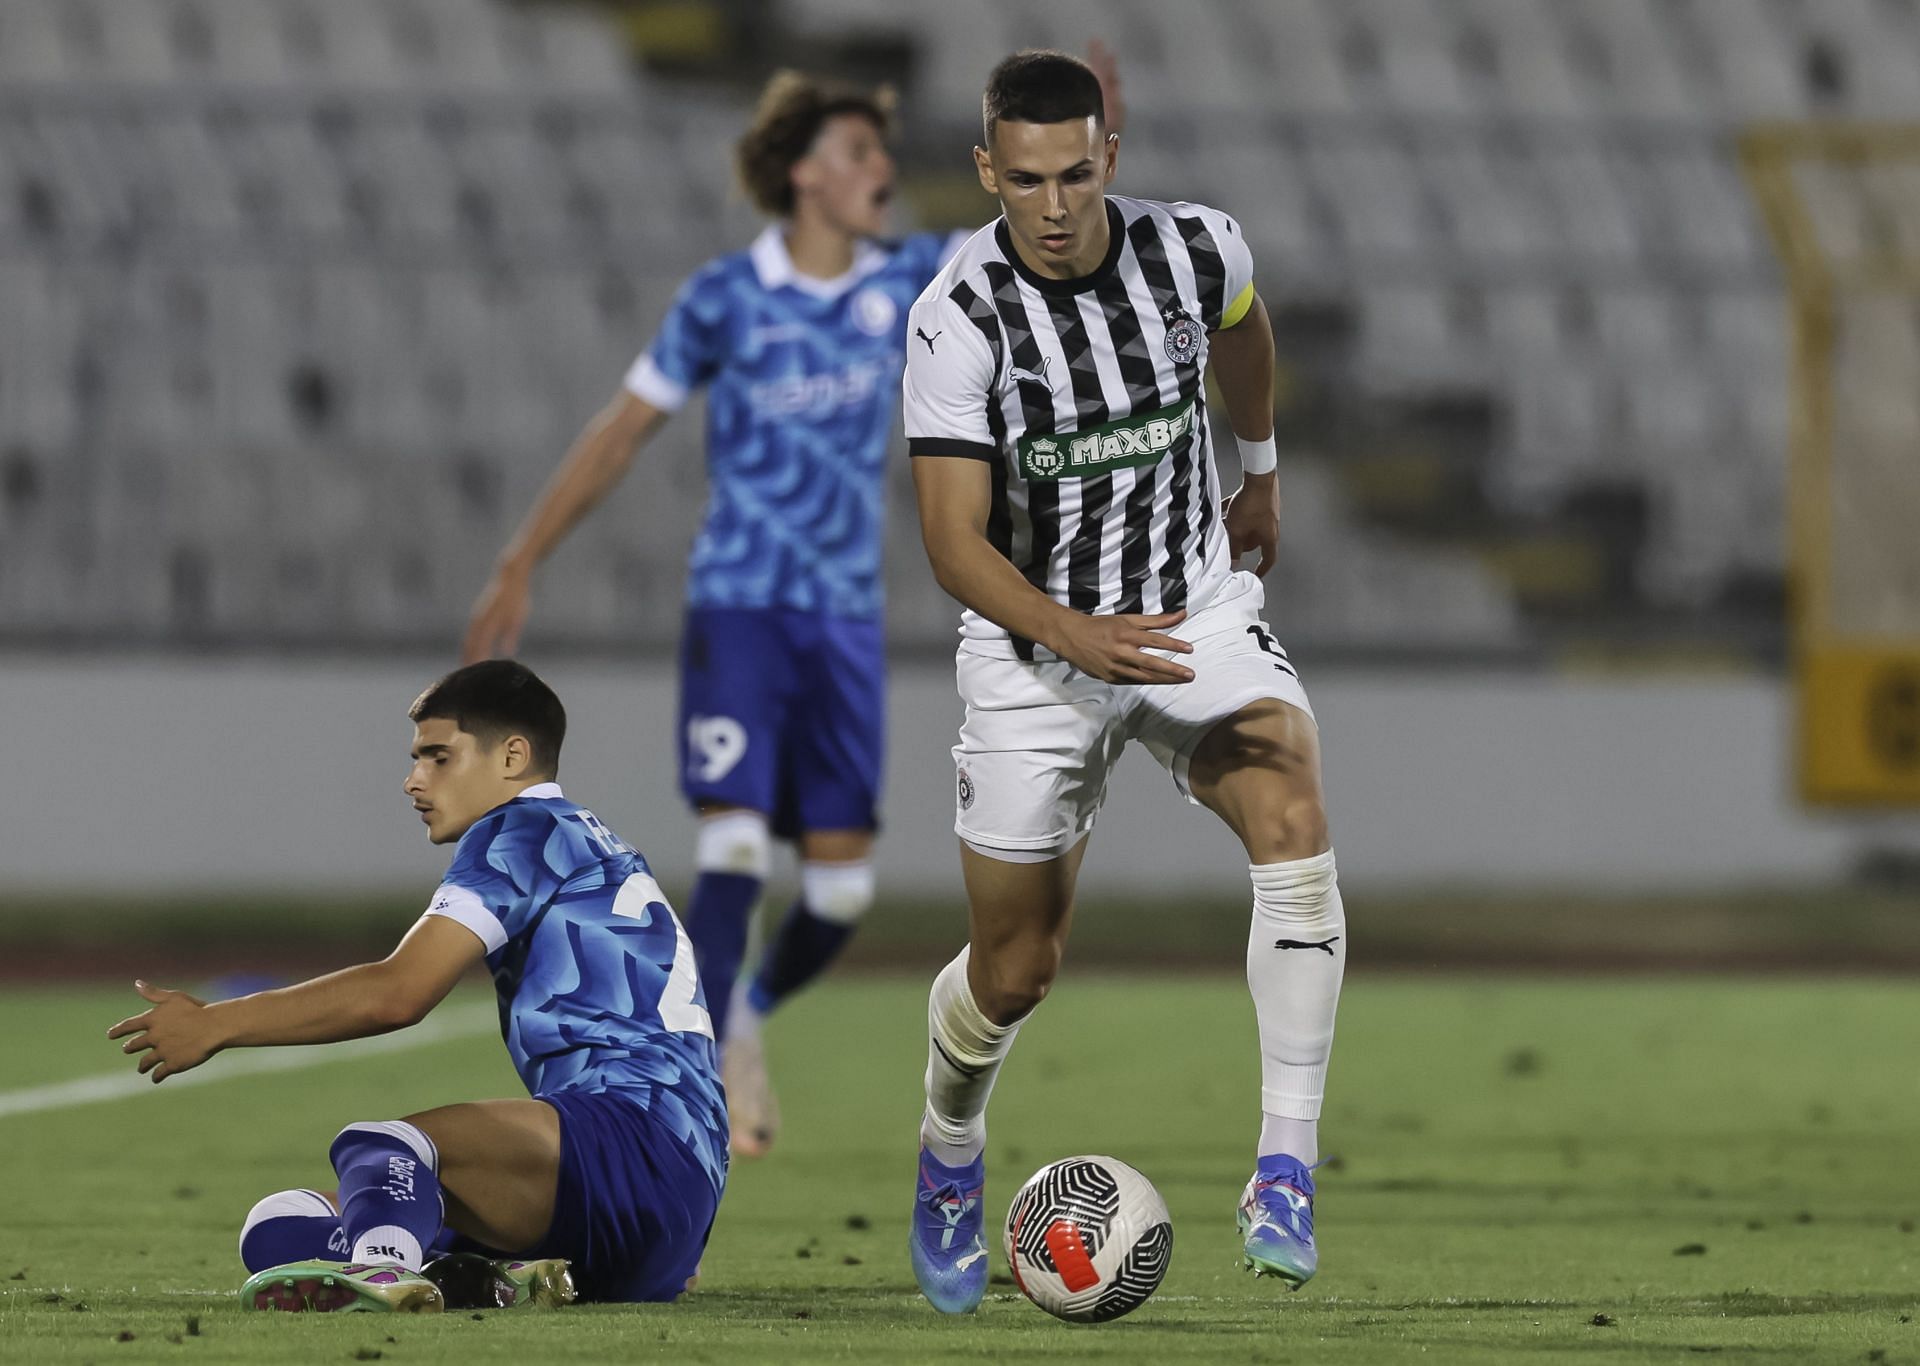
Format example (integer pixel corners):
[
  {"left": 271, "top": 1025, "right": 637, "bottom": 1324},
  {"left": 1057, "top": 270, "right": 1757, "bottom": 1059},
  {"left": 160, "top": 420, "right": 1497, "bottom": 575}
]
[
  {"left": 749, "top": 897, "right": 857, "bottom": 1014},
  {"left": 684, "top": 870, "right": 762, "bottom": 1040},
  {"left": 238, "top": 1189, "right": 351, "bottom": 1272},
  {"left": 329, "top": 1121, "right": 444, "bottom": 1269}
]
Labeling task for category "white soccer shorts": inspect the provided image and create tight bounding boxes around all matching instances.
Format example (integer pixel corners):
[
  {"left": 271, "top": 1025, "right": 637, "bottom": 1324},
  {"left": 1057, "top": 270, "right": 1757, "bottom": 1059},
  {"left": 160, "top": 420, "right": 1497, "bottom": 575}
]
[{"left": 951, "top": 571, "right": 1315, "bottom": 856}]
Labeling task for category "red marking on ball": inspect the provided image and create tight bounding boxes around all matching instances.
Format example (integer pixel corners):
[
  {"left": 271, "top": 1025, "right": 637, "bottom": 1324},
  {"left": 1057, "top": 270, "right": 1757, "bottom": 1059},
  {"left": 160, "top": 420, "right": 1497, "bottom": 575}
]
[{"left": 1043, "top": 1219, "right": 1099, "bottom": 1292}]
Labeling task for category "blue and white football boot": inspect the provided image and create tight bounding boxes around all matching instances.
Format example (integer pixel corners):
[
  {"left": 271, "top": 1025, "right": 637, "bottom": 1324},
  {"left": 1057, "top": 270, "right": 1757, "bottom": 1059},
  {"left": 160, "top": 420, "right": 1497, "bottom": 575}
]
[
  {"left": 1237, "top": 1154, "right": 1320, "bottom": 1286},
  {"left": 910, "top": 1147, "right": 989, "bottom": 1313}
]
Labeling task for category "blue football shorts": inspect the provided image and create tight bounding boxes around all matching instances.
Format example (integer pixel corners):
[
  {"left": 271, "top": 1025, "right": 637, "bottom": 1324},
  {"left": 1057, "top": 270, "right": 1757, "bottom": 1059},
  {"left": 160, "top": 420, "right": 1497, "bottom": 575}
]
[
  {"left": 523, "top": 1086, "right": 723, "bottom": 1303},
  {"left": 675, "top": 606, "right": 885, "bottom": 839}
]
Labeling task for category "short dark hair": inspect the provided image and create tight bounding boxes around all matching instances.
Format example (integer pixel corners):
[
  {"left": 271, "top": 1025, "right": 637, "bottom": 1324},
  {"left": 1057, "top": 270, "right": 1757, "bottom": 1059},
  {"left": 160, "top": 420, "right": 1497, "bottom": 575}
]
[
  {"left": 982, "top": 50, "right": 1105, "bottom": 144},
  {"left": 735, "top": 70, "right": 896, "bottom": 217},
  {"left": 409, "top": 660, "right": 566, "bottom": 778}
]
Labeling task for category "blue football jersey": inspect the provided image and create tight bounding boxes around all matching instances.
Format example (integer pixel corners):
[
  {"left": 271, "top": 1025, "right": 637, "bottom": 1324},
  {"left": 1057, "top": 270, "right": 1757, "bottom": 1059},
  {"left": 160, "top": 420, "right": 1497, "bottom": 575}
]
[
  {"left": 425, "top": 783, "right": 727, "bottom": 1187},
  {"left": 624, "top": 227, "right": 961, "bottom": 620}
]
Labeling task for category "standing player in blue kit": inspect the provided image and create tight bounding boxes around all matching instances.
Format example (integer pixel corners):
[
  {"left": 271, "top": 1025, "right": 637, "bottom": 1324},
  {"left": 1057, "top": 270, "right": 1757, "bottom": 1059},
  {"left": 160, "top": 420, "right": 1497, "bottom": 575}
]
[{"left": 464, "top": 56, "right": 1123, "bottom": 1157}]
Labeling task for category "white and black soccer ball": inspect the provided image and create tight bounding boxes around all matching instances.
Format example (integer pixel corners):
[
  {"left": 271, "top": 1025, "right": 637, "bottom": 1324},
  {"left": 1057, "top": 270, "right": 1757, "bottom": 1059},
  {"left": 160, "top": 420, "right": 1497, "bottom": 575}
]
[{"left": 1004, "top": 1155, "right": 1173, "bottom": 1323}]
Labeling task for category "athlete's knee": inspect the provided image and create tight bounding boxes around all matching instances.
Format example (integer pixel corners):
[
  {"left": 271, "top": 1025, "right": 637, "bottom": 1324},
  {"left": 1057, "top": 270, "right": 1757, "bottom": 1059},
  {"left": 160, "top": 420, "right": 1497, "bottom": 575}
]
[
  {"left": 330, "top": 1119, "right": 438, "bottom": 1171},
  {"left": 696, "top": 809, "right": 770, "bottom": 879},
  {"left": 800, "top": 827, "right": 875, "bottom": 864},
  {"left": 1243, "top": 793, "right": 1330, "bottom": 863},
  {"left": 970, "top": 942, "right": 1061, "bottom": 1024},
  {"left": 801, "top": 860, "right": 874, "bottom": 925}
]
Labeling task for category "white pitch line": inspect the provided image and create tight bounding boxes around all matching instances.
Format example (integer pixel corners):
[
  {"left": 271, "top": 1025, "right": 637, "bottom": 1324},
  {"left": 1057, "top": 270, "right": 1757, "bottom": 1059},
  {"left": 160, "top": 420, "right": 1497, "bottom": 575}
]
[{"left": 0, "top": 1005, "right": 497, "bottom": 1121}]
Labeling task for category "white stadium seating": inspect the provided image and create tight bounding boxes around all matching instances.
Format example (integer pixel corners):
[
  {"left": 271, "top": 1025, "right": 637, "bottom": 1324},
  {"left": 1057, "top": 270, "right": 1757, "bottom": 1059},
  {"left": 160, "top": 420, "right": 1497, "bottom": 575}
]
[{"left": 5, "top": 0, "right": 1918, "bottom": 651}]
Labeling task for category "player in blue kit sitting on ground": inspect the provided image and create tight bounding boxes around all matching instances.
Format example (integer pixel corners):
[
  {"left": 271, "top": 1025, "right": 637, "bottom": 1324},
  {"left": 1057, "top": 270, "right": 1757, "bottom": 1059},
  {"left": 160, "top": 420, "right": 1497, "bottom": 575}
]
[
  {"left": 106, "top": 661, "right": 727, "bottom": 1312},
  {"left": 463, "top": 56, "right": 1122, "bottom": 1159}
]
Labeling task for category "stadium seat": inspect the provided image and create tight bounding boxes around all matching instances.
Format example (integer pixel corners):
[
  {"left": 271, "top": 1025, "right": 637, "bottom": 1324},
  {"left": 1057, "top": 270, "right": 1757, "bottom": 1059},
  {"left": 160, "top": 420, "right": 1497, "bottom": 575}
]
[
  {"left": 1450, "top": 0, "right": 1591, "bottom": 117},
  {"left": 5, "top": 0, "right": 1909, "bottom": 650}
]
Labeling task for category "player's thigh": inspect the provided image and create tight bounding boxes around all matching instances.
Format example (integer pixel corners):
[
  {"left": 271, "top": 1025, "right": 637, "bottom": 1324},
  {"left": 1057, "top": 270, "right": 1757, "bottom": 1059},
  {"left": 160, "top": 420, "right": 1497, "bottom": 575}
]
[
  {"left": 677, "top": 607, "right": 792, "bottom": 814},
  {"left": 953, "top": 651, "right": 1121, "bottom": 858},
  {"left": 960, "top": 834, "right": 1092, "bottom": 1025},
  {"left": 789, "top": 614, "right": 886, "bottom": 836},
  {"left": 1185, "top": 698, "right": 1330, "bottom": 863},
  {"left": 1124, "top": 575, "right": 1326, "bottom": 862},
  {"left": 406, "top": 1099, "right": 562, "bottom": 1255}
]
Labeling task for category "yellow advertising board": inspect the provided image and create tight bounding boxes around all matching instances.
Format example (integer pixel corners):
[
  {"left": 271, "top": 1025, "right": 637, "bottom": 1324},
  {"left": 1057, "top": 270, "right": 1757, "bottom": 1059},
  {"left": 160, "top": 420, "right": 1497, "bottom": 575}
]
[
  {"left": 1798, "top": 648, "right": 1920, "bottom": 803},
  {"left": 1744, "top": 125, "right": 1920, "bottom": 806}
]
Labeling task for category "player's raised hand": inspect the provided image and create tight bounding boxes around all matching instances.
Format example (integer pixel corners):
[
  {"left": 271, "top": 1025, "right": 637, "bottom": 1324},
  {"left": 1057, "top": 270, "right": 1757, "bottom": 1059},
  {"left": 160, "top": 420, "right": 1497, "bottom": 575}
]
[
  {"left": 1223, "top": 471, "right": 1281, "bottom": 577},
  {"left": 463, "top": 566, "right": 532, "bottom": 663},
  {"left": 107, "top": 981, "right": 219, "bottom": 1083},
  {"left": 1054, "top": 609, "right": 1195, "bottom": 686}
]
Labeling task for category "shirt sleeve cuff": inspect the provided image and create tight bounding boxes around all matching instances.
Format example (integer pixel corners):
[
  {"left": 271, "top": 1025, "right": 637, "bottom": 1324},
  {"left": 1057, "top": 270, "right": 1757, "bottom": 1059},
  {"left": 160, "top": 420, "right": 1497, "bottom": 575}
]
[
  {"left": 908, "top": 437, "right": 999, "bottom": 461},
  {"left": 422, "top": 883, "right": 508, "bottom": 956},
  {"left": 623, "top": 354, "right": 688, "bottom": 412}
]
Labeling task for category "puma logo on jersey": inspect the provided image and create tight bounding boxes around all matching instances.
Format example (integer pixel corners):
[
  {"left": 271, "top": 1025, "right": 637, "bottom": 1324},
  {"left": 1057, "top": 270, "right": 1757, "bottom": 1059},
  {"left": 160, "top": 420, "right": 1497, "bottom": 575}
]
[
  {"left": 915, "top": 327, "right": 942, "bottom": 353},
  {"left": 1274, "top": 936, "right": 1341, "bottom": 955},
  {"left": 1007, "top": 358, "right": 1052, "bottom": 388}
]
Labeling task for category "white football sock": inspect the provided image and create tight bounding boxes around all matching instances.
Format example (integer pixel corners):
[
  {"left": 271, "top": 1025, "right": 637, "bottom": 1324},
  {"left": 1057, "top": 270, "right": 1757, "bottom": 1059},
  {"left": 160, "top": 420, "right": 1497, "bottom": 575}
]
[
  {"left": 1247, "top": 850, "right": 1345, "bottom": 1165},
  {"left": 351, "top": 1224, "right": 423, "bottom": 1269},
  {"left": 920, "top": 947, "right": 1023, "bottom": 1168}
]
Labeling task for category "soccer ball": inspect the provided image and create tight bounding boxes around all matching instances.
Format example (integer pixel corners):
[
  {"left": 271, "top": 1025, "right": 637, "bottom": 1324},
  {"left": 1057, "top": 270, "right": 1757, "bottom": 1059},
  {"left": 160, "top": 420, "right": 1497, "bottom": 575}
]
[{"left": 1004, "top": 1155, "right": 1173, "bottom": 1323}]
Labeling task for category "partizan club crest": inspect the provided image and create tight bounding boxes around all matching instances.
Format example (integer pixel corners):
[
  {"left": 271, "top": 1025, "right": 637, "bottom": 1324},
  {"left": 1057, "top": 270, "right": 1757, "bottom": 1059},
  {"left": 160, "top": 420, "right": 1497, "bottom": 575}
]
[
  {"left": 957, "top": 766, "right": 976, "bottom": 811},
  {"left": 1162, "top": 304, "right": 1204, "bottom": 365}
]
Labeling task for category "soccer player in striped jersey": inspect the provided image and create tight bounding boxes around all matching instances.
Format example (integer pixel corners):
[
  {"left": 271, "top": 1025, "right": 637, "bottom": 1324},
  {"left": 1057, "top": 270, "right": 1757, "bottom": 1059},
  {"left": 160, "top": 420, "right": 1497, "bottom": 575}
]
[
  {"left": 460, "top": 74, "right": 956, "bottom": 1159},
  {"left": 901, "top": 51, "right": 1345, "bottom": 1310}
]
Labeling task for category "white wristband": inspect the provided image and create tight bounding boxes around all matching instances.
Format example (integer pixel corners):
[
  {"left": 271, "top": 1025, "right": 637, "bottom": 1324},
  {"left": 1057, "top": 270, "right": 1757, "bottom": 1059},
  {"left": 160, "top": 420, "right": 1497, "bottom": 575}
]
[{"left": 1236, "top": 432, "right": 1277, "bottom": 476}]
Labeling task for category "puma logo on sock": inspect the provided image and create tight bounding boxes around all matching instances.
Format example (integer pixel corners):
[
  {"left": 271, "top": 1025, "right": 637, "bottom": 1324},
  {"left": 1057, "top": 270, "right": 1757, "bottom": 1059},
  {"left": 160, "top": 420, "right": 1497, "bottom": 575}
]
[{"left": 1274, "top": 936, "right": 1340, "bottom": 955}]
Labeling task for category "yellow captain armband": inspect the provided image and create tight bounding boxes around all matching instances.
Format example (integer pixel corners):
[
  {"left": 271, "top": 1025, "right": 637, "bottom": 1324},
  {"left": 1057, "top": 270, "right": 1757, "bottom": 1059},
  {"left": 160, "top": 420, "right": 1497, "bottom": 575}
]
[{"left": 1220, "top": 281, "right": 1256, "bottom": 330}]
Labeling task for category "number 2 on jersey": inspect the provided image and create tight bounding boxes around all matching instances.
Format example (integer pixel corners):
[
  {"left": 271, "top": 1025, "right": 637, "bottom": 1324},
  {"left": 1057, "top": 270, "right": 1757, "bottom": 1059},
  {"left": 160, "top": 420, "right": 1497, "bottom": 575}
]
[{"left": 611, "top": 875, "right": 714, "bottom": 1038}]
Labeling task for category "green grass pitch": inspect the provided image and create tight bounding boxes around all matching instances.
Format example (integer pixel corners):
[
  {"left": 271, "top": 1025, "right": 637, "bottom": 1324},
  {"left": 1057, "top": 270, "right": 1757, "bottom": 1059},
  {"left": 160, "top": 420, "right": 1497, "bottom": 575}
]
[{"left": 3, "top": 973, "right": 1917, "bottom": 1363}]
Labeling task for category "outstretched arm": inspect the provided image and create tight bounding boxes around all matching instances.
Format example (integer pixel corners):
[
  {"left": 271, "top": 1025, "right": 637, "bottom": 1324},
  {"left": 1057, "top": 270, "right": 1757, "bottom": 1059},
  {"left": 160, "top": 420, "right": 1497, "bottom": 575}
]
[
  {"left": 1209, "top": 289, "right": 1281, "bottom": 576},
  {"left": 106, "top": 916, "right": 484, "bottom": 1083},
  {"left": 463, "top": 390, "right": 668, "bottom": 662}
]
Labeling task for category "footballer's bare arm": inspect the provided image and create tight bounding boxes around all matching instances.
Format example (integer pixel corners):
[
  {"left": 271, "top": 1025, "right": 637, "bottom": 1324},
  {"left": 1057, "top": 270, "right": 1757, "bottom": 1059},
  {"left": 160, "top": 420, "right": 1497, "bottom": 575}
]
[
  {"left": 1208, "top": 289, "right": 1282, "bottom": 577},
  {"left": 463, "top": 390, "right": 669, "bottom": 662},
  {"left": 913, "top": 455, "right": 1194, "bottom": 685},
  {"left": 107, "top": 916, "right": 483, "bottom": 1083}
]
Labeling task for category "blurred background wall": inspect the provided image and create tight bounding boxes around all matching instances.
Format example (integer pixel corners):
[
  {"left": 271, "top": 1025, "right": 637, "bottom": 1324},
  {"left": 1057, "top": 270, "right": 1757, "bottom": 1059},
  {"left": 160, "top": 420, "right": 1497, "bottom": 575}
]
[{"left": 2, "top": 0, "right": 1916, "bottom": 909}]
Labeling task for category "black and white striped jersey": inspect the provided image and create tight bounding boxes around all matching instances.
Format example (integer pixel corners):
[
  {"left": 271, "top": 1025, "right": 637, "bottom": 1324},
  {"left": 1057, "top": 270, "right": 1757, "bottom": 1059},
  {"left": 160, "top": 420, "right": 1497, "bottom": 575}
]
[{"left": 902, "top": 194, "right": 1256, "bottom": 661}]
